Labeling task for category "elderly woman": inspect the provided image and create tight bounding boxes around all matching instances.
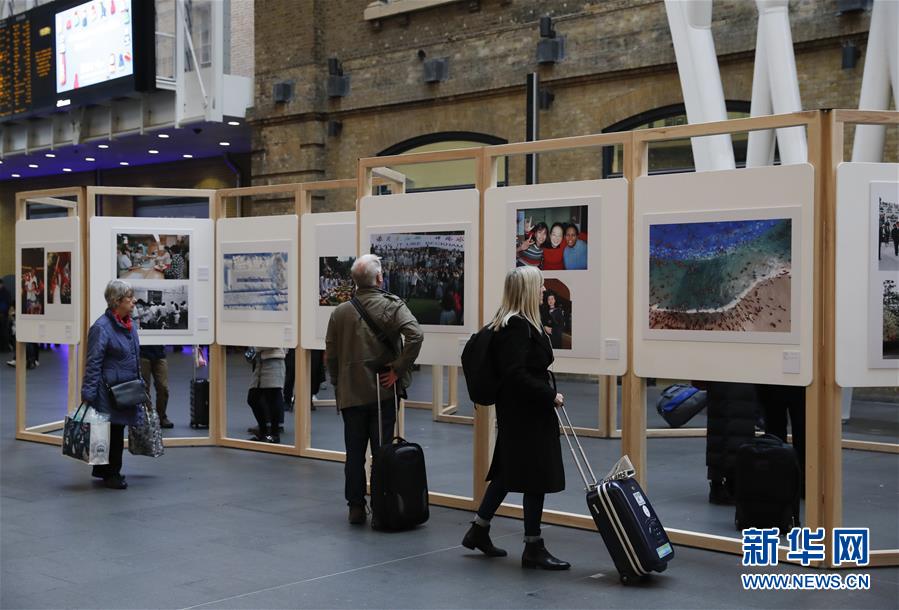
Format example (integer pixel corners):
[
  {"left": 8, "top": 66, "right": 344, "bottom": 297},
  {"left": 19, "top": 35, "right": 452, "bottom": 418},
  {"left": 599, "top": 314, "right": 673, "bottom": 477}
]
[
  {"left": 81, "top": 279, "right": 143, "bottom": 489},
  {"left": 248, "top": 347, "right": 287, "bottom": 444}
]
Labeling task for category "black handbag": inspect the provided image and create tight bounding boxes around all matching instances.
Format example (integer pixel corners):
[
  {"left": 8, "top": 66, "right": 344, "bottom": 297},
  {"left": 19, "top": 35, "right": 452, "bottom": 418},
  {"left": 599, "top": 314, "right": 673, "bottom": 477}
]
[{"left": 106, "top": 378, "right": 148, "bottom": 410}]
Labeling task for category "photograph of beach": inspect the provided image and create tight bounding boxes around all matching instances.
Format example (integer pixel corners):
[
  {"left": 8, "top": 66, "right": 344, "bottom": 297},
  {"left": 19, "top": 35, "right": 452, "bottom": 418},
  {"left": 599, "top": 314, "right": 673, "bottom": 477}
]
[{"left": 648, "top": 217, "right": 793, "bottom": 334}]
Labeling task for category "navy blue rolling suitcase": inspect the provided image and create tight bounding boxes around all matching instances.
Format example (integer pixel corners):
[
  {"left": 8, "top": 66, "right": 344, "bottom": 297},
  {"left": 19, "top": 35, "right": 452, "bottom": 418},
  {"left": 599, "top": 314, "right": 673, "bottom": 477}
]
[{"left": 557, "top": 406, "right": 674, "bottom": 585}]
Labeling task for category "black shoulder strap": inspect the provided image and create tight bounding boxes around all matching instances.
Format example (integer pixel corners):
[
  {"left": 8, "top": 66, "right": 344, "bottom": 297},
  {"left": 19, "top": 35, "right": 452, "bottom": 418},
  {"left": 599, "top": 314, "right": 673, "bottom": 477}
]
[{"left": 350, "top": 297, "right": 398, "bottom": 358}]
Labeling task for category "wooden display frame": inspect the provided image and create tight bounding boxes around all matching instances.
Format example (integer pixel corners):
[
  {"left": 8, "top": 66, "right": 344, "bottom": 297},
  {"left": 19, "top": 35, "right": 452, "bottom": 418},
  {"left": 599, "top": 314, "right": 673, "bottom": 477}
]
[
  {"left": 14, "top": 187, "right": 86, "bottom": 446},
  {"left": 86, "top": 186, "right": 217, "bottom": 447}
]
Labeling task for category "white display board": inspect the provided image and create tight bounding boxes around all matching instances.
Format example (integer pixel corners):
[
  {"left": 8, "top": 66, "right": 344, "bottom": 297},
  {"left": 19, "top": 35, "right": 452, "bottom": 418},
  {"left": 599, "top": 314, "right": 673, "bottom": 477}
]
[
  {"left": 217, "top": 215, "right": 299, "bottom": 348},
  {"left": 634, "top": 164, "right": 815, "bottom": 386},
  {"left": 90, "top": 216, "right": 214, "bottom": 345},
  {"left": 15, "top": 216, "right": 82, "bottom": 344},
  {"left": 484, "top": 180, "right": 629, "bottom": 375},
  {"left": 300, "top": 211, "right": 355, "bottom": 350},
  {"left": 359, "top": 190, "right": 479, "bottom": 366},
  {"left": 836, "top": 163, "right": 899, "bottom": 387}
]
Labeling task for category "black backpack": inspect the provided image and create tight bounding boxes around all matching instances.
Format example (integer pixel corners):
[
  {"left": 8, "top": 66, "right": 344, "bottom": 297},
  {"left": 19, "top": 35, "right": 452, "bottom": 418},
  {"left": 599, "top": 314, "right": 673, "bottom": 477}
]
[
  {"left": 734, "top": 434, "right": 801, "bottom": 534},
  {"left": 461, "top": 325, "right": 499, "bottom": 405}
]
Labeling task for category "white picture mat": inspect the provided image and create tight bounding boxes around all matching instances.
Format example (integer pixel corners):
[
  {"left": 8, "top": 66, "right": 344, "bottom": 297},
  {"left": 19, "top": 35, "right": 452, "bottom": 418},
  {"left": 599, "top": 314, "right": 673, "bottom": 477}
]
[
  {"left": 360, "top": 190, "right": 479, "bottom": 366},
  {"left": 15, "top": 217, "right": 82, "bottom": 344},
  {"left": 300, "top": 212, "right": 355, "bottom": 350},
  {"left": 634, "top": 164, "right": 815, "bottom": 386},
  {"left": 641, "top": 206, "right": 801, "bottom": 345},
  {"left": 221, "top": 240, "right": 292, "bottom": 324},
  {"left": 217, "top": 215, "right": 298, "bottom": 348},
  {"left": 90, "top": 216, "right": 214, "bottom": 345},
  {"left": 836, "top": 163, "right": 899, "bottom": 386},
  {"left": 484, "top": 180, "right": 629, "bottom": 375}
]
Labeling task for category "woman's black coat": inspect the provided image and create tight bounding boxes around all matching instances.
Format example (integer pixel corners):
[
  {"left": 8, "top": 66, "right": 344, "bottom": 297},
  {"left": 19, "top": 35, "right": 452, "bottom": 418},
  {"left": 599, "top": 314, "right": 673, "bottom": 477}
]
[{"left": 486, "top": 315, "right": 565, "bottom": 494}]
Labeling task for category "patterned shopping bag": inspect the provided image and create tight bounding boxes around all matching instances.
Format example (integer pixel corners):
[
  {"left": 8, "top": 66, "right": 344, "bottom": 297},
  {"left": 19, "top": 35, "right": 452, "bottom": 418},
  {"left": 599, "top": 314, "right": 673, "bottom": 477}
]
[
  {"left": 128, "top": 404, "right": 165, "bottom": 457},
  {"left": 62, "top": 404, "right": 110, "bottom": 465}
]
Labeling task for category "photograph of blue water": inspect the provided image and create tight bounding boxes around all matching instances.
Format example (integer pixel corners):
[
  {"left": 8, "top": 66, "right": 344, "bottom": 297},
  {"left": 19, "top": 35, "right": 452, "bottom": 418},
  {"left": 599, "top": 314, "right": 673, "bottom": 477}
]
[{"left": 649, "top": 218, "right": 792, "bottom": 332}]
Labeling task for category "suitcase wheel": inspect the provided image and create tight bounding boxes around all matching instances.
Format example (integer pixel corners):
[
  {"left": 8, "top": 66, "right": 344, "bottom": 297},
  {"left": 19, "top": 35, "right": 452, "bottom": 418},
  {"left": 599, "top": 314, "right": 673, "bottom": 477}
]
[{"left": 620, "top": 574, "right": 633, "bottom": 586}]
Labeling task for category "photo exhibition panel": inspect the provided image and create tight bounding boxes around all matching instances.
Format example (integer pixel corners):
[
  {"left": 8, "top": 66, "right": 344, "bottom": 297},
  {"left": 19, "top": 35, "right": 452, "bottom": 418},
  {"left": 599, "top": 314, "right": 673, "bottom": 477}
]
[
  {"left": 836, "top": 163, "right": 899, "bottom": 387},
  {"left": 634, "top": 164, "right": 815, "bottom": 386},
  {"left": 484, "top": 180, "right": 629, "bottom": 375},
  {"left": 16, "top": 216, "right": 82, "bottom": 344},
  {"left": 359, "top": 190, "right": 479, "bottom": 366},
  {"left": 300, "top": 212, "right": 356, "bottom": 351},
  {"left": 89, "top": 217, "right": 214, "bottom": 345},
  {"left": 217, "top": 215, "right": 299, "bottom": 348}
]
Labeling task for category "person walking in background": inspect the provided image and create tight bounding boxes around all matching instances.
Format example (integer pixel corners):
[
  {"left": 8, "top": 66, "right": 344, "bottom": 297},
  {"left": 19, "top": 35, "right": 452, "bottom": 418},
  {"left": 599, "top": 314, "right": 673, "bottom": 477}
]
[
  {"left": 326, "top": 254, "right": 423, "bottom": 525},
  {"left": 140, "top": 344, "right": 173, "bottom": 429},
  {"left": 892, "top": 221, "right": 899, "bottom": 257},
  {"left": 461, "top": 266, "right": 570, "bottom": 570},
  {"left": 247, "top": 347, "right": 287, "bottom": 443},
  {"left": 81, "top": 280, "right": 143, "bottom": 490}
]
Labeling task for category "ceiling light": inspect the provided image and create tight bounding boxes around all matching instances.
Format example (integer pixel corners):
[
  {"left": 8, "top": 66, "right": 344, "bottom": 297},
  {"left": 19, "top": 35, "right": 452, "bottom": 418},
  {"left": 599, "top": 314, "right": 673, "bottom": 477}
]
[
  {"left": 12, "top": 173, "right": 21, "bottom": 177},
  {"left": 45, "top": 153, "right": 56, "bottom": 158},
  {"left": 0, "top": 160, "right": 3, "bottom": 164},
  {"left": 63, "top": 168, "right": 72, "bottom": 172},
  {"left": 182, "top": 154, "right": 193, "bottom": 159},
  {"left": 98, "top": 144, "right": 109, "bottom": 149},
  {"left": 227, "top": 121, "right": 240, "bottom": 126},
  {"left": 219, "top": 141, "right": 230, "bottom": 146},
  {"left": 28, "top": 163, "right": 39, "bottom": 168},
  {"left": 158, "top": 133, "right": 170, "bottom": 139},
  {"left": 119, "top": 161, "right": 129, "bottom": 166},
  {"left": 85, "top": 157, "right": 95, "bottom": 162},
  {"left": 148, "top": 149, "right": 159, "bottom": 154}
]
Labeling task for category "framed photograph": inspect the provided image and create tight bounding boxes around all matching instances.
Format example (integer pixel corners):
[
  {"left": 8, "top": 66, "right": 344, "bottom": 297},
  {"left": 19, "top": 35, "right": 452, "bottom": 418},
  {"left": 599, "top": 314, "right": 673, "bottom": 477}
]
[
  {"left": 514, "top": 204, "right": 589, "bottom": 271},
  {"left": 132, "top": 283, "right": 190, "bottom": 333},
  {"left": 643, "top": 207, "right": 801, "bottom": 344},
  {"left": 46, "top": 250, "right": 72, "bottom": 306},
  {"left": 115, "top": 232, "right": 190, "bottom": 281},
  {"left": 319, "top": 256, "right": 355, "bottom": 307},
  {"left": 542, "top": 278, "right": 572, "bottom": 350},
  {"left": 221, "top": 241, "right": 291, "bottom": 324},
  {"left": 880, "top": 279, "right": 899, "bottom": 361},
  {"left": 867, "top": 181, "right": 899, "bottom": 369},
  {"left": 19, "top": 247, "right": 46, "bottom": 316},
  {"left": 369, "top": 229, "right": 466, "bottom": 329}
]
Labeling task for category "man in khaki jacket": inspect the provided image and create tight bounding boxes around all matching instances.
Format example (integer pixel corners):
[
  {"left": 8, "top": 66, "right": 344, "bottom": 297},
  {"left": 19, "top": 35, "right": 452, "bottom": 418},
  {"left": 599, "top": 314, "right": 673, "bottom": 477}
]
[{"left": 326, "top": 254, "right": 424, "bottom": 524}]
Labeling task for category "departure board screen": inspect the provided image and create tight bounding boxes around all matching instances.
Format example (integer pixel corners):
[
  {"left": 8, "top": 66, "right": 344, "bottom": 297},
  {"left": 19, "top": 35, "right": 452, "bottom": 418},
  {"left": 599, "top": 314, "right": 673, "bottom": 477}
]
[{"left": 0, "top": 0, "right": 152, "bottom": 122}]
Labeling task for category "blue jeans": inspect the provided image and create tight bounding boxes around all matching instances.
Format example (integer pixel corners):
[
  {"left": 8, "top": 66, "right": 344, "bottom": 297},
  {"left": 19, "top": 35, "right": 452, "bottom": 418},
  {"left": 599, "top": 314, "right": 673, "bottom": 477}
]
[{"left": 341, "top": 400, "right": 396, "bottom": 507}]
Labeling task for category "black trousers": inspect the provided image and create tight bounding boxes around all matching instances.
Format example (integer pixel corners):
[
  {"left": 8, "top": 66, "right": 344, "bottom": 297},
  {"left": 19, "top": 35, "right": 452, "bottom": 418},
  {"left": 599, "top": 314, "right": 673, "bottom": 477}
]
[
  {"left": 476, "top": 479, "right": 545, "bottom": 537},
  {"left": 341, "top": 400, "right": 396, "bottom": 507},
  {"left": 92, "top": 424, "right": 124, "bottom": 478},
  {"left": 250, "top": 388, "right": 285, "bottom": 436}
]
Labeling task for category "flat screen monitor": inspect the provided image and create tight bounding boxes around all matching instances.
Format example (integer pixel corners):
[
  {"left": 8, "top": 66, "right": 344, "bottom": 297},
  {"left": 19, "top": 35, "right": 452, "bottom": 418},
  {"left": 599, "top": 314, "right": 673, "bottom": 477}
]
[{"left": 55, "top": 0, "right": 134, "bottom": 94}]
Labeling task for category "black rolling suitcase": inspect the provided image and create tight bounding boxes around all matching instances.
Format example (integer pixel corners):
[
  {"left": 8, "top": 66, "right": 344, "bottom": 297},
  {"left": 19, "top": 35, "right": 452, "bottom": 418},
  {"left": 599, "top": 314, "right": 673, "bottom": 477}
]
[
  {"left": 190, "top": 379, "right": 209, "bottom": 429},
  {"left": 370, "top": 375, "right": 429, "bottom": 531},
  {"left": 557, "top": 406, "right": 674, "bottom": 585},
  {"left": 734, "top": 434, "right": 801, "bottom": 534}
]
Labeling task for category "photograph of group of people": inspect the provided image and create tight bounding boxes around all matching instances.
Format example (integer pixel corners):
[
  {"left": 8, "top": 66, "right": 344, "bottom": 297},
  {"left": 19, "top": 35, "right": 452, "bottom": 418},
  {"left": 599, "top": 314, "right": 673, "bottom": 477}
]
[
  {"left": 47, "top": 251, "right": 72, "bottom": 305},
  {"left": 132, "top": 285, "right": 189, "bottom": 330},
  {"left": 116, "top": 232, "right": 190, "bottom": 281},
  {"left": 515, "top": 205, "right": 589, "bottom": 271},
  {"left": 20, "top": 248, "right": 46, "bottom": 315},
  {"left": 542, "top": 279, "right": 572, "bottom": 350},
  {"left": 370, "top": 230, "right": 465, "bottom": 326},
  {"left": 871, "top": 185, "right": 899, "bottom": 365},
  {"left": 318, "top": 256, "right": 355, "bottom": 306},
  {"left": 878, "top": 196, "right": 899, "bottom": 272}
]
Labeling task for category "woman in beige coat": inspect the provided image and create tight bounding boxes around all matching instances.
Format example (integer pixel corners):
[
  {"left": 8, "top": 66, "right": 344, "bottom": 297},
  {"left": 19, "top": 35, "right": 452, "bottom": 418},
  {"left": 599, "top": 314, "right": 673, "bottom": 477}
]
[{"left": 248, "top": 347, "right": 287, "bottom": 443}]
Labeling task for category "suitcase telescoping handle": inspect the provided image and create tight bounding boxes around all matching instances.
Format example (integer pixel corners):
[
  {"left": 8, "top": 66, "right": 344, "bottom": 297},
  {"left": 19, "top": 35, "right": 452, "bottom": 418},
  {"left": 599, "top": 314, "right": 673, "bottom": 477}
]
[
  {"left": 375, "top": 371, "right": 399, "bottom": 446},
  {"left": 555, "top": 405, "right": 599, "bottom": 492}
]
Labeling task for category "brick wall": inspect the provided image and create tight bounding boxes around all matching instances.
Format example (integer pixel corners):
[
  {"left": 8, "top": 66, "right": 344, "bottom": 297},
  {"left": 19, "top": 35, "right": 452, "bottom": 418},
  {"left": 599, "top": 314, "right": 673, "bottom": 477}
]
[
  {"left": 251, "top": 0, "right": 887, "bottom": 213},
  {"left": 229, "top": 0, "right": 255, "bottom": 78}
]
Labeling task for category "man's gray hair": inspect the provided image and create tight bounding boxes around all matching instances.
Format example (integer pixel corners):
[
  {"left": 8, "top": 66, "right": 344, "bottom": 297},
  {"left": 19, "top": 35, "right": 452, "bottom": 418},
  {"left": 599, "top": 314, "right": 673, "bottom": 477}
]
[
  {"left": 104, "top": 279, "right": 133, "bottom": 309},
  {"left": 351, "top": 254, "right": 382, "bottom": 289}
]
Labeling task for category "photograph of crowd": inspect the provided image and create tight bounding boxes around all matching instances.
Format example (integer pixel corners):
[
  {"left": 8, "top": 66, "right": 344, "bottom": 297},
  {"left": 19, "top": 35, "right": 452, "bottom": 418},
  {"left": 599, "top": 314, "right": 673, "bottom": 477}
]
[
  {"left": 47, "top": 251, "right": 72, "bottom": 305},
  {"left": 515, "top": 205, "right": 589, "bottom": 270},
  {"left": 319, "top": 256, "right": 355, "bottom": 306},
  {"left": 542, "top": 278, "right": 572, "bottom": 350},
  {"left": 877, "top": 193, "right": 899, "bottom": 272},
  {"left": 883, "top": 279, "right": 899, "bottom": 360},
  {"left": 370, "top": 230, "right": 465, "bottom": 326},
  {"left": 648, "top": 217, "right": 793, "bottom": 334},
  {"left": 20, "top": 247, "right": 46, "bottom": 315},
  {"left": 222, "top": 250, "right": 289, "bottom": 313},
  {"left": 132, "top": 284, "right": 189, "bottom": 331},
  {"left": 116, "top": 232, "right": 190, "bottom": 281}
]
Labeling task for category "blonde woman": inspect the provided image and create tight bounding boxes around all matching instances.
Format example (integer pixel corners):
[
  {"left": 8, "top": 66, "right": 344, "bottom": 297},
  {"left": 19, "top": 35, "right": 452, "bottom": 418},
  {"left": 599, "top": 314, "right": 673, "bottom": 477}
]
[{"left": 461, "top": 266, "right": 569, "bottom": 570}]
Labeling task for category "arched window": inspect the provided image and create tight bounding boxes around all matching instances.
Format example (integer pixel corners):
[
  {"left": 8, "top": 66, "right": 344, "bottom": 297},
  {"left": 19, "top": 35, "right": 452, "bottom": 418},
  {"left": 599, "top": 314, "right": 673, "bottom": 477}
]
[
  {"left": 601, "top": 102, "right": 754, "bottom": 177},
  {"left": 378, "top": 131, "right": 508, "bottom": 192}
]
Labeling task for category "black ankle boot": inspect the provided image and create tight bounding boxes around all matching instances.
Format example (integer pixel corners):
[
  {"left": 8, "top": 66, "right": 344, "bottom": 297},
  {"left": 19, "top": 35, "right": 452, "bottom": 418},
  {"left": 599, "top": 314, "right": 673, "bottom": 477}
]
[
  {"left": 521, "top": 539, "right": 570, "bottom": 570},
  {"left": 462, "top": 522, "right": 507, "bottom": 557}
]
